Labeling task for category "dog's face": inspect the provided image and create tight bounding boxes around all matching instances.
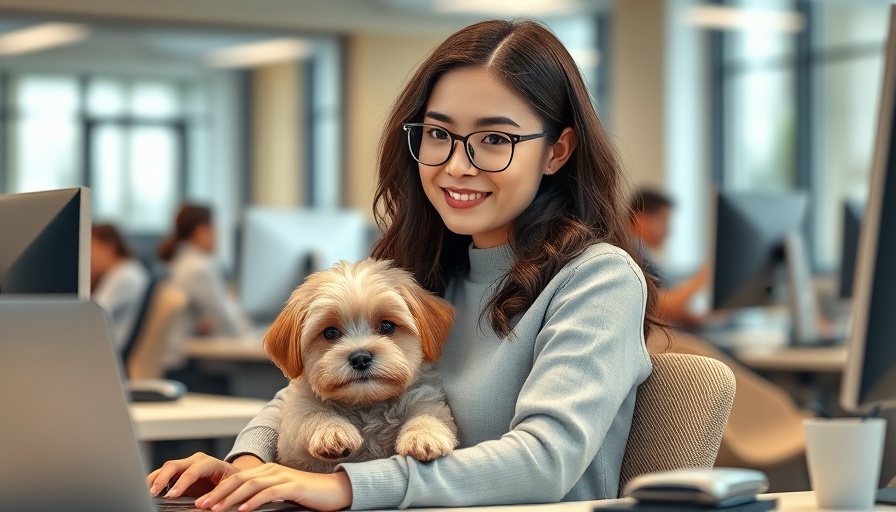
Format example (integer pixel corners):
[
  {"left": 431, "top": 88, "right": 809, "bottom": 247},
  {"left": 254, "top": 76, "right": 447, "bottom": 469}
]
[{"left": 263, "top": 258, "right": 455, "bottom": 406}]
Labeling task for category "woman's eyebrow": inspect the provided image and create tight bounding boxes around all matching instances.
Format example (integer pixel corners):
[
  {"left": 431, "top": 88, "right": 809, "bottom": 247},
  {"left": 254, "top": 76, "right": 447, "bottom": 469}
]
[
  {"left": 424, "top": 111, "right": 522, "bottom": 129},
  {"left": 475, "top": 116, "right": 520, "bottom": 129},
  {"left": 424, "top": 111, "right": 453, "bottom": 123}
]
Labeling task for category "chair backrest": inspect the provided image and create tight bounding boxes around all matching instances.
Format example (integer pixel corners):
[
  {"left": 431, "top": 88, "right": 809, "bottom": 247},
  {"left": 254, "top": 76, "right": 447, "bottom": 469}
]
[
  {"left": 126, "top": 281, "right": 188, "bottom": 380},
  {"left": 618, "top": 352, "right": 736, "bottom": 496},
  {"left": 650, "top": 330, "right": 808, "bottom": 468},
  {"left": 120, "top": 276, "right": 157, "bottom": 367}
]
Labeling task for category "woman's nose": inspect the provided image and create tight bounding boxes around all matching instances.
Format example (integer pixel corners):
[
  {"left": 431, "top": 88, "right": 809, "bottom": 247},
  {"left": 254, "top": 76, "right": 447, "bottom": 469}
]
[{"left": 444, "top": 140, "right": 478, "bottom": 178}]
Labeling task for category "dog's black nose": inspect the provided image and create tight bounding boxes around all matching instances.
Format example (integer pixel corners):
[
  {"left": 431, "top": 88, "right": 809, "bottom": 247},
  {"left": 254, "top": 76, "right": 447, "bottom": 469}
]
[{"left": 348, "top": 350, "right": 374, "bottom": 370}]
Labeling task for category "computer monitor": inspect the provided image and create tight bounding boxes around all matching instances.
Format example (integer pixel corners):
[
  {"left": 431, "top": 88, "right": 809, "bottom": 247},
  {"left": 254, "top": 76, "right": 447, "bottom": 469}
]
[
  {"left": 840, "top": 5, "right": 896, "bottom": 412},
  {"left": 838, "top": 200, "right": 864, "bottom": 300},
  {"left": 709, "top": 189, "right": 822, "bottom": 345},
  {"left": 239, "top": 207, "right": 369, "bottom": 323},
  {"left": 0, "top": 187, "right": 91, "bottom": 299}
]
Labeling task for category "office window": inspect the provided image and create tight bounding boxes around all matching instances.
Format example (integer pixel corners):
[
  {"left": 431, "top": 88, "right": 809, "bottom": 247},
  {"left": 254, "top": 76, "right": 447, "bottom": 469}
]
[
  {"left": 714, "top": 0, "right": 888, "bottom": 270},
  {"left": 1, "top": 74, "right": 202, "bottom": 233},
  {"left": 86, "top": 77, "right": 191, "bottom": 232},
  {"left": 812, "top": 2, "right": 888, "bottom": 269},
  {"left": 9, "top": 75, "right": 81, "bottom": 193},
  {"left": 721, "top": 0, "right": 797, "bottom": 191}
]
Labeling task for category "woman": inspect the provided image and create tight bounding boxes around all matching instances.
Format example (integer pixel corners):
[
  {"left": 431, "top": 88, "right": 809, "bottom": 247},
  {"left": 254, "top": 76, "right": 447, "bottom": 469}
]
[
  {"left": 91, "top": 223, "right": 151, "bottom": 353},
  {"left": 157, "top": 204, "right": 248, "bottom": 372},
  {"left": 150, "top": 19, "right": 662, "bottom": 511}
]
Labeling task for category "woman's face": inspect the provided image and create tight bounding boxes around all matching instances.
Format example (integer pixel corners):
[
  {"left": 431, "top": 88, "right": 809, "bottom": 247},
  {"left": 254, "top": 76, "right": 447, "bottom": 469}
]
[
  {"left": 90, "top": 236, "right": 116, "bottom": 281},
  {"left": 191, "top": 223, "right": 216, "bottom": 253},
  {"left": 418, "top": 66, "right": 557, "bottom": 249}
]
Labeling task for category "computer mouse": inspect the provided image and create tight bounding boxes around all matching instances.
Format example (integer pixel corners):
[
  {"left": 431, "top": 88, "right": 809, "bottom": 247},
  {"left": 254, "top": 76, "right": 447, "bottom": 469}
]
[
  {"left": 125, "top": 378, "right": 187, "bottom": 402},
  {"left": 623, "top": 467, "right": 769, "bottom": 507}
]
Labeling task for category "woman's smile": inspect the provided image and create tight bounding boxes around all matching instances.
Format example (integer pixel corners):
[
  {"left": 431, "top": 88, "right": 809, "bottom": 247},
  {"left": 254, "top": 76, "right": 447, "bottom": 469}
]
[{"left": 443, "top": 187, "right": 492, "bottom": 208}]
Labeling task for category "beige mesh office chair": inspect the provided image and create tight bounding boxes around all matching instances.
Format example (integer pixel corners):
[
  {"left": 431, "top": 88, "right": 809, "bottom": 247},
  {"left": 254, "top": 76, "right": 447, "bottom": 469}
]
[
  {"left": 126, "top": 282, "right": 188, "bottom": 380},
  {"left": 619, "top": 352, "right": 736, "bottom": 496},
  {"left": 646, "top": 330, "right": 811, "bottom": 491}
]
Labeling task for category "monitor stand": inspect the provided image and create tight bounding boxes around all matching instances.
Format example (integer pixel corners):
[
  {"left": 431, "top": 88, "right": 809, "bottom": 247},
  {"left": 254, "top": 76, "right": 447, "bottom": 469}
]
[{"left": 783, "top": 233, "right": 827, "bottom": 346}]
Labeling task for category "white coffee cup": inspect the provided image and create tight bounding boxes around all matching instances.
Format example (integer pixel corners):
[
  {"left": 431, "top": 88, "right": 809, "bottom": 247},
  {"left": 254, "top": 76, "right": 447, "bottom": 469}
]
[{"left": 803, "top": 417, "right": 887, "bottom": 510}]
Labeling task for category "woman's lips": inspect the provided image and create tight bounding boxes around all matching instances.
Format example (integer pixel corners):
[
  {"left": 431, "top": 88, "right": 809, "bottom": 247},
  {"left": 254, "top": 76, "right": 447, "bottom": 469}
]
[{"left": 443, "top": 188, "right": 490, "bottom": 209}]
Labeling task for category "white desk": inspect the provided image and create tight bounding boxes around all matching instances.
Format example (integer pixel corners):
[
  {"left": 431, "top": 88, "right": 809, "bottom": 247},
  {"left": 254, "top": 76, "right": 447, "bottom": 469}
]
[
  {"left": 698, "top": 325, "right": 849, "bottom": 374},
  {"left": 183, "top": 335, "right": 286, "bottom": 399},
  {"left": 412, "top": 492, "right": 896, "bottom": 512},
  {"left": 129, "top": 393, "right": 268, "bottom": 441},
  {"left": 734, "top": 345, "right": 848, "bottom": 373},
  {"left": 185, "top": 337, "right": 269, "bottom": 362}
]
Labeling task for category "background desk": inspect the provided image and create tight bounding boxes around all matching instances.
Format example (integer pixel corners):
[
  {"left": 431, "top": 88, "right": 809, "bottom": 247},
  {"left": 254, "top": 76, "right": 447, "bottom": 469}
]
[
  {"left": 734, "top": 345, "right": 847, "bottom": 373},
  {"left": 129, "top": 393, "right": 267, "bottom": 441},
  {"left": 185, "top": 337, "right": 269, "bottom": 362},
  {"left": 184, "top": 337, "right": 286, "bottom": 399}
]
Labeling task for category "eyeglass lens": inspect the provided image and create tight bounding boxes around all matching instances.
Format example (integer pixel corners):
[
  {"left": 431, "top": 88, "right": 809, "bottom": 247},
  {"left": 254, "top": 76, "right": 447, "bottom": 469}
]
[{"left": 406, "top": 124, "right": 514, "bottom": 172}]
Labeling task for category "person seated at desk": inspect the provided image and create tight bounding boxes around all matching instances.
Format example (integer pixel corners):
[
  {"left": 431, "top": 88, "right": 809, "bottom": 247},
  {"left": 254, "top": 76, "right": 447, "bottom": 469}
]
[
  {"left": 629, "top": 188, "right": 709, "bottom": 329},
  {"left": 90, "top": 223, "right": 151, "bottom": 353},
  {"left": 147, "top": 19, "right": 661, "bottom": 512},
  {"left": 158, "top": 203, "right": 248, "bottom": 391}
]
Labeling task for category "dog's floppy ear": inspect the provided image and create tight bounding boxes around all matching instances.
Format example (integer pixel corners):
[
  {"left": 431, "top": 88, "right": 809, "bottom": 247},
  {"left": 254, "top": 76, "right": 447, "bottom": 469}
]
[
  {"left": 403, "top": 285, "right": 455, "bottom": 362},
  {"left": 263, "top": 289, "right": 309, "bottom": 380}
]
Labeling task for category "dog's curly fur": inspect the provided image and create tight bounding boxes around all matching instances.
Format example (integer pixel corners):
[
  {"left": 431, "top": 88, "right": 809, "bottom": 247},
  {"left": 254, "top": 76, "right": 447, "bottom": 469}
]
[{"left": 264, "top": 258, "right": 458, "bottom": 473}]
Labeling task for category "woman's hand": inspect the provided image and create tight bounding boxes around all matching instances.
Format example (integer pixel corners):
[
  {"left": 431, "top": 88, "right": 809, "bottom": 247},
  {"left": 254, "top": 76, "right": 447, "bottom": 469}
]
[
  {"left": 194, "top": 463, "right": 352, "bottom": 512},
  {"left": 146, "top": 452, "right": 241, "bottom": 499}
]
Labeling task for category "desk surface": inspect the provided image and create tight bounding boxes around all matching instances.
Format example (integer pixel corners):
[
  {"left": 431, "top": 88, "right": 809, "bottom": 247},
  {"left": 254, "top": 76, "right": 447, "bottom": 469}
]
[
  {"left": 185, "top": 324, "right": 270, "bottom": 362},
  {"left": 698, "top": 325, "right": 849, "bottom": 373},
  {"left": 185, "top": 337, "right": 270, "bottom": 362},
  {"left": 129, "top": 393, "right": 267, "bottom": 441},
  {"left": 410, "top": 492, "right": 896, "bottom": 512},
  {"left": 734, "top": 345, "right": 848, "bottom": 373}
]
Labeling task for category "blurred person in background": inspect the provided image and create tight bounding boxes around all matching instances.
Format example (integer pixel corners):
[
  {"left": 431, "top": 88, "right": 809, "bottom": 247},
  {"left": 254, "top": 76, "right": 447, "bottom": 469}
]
[
  {"left": 628, "top": 188, "right": 708, "bottom": 328},
  {"left": 91, "top": 223, "right": 151, "bottom": 353},
  {"left": 157, "top": 203, "right": 248, "bottom": 392}
]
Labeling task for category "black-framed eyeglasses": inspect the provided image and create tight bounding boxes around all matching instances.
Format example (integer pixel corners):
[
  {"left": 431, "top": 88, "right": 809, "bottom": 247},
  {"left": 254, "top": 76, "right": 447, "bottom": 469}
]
[{"left": 403, "top": 123, "right": 548, "bottom": 173}]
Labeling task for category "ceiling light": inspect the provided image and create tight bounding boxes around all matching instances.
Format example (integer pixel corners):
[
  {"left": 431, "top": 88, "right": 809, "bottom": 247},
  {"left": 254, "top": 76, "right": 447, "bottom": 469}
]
[
  {"left": 434, "top": 0, "right": 580, "bottom": 16},
  {"left": 205, "top": 38, "right": 313, "bottom": 68},
  {"left": 683, "top": 5, "right": 804, "bottom": 33},
  {"left": 0, "top": 22, "right": 91, "bottom": 56}
]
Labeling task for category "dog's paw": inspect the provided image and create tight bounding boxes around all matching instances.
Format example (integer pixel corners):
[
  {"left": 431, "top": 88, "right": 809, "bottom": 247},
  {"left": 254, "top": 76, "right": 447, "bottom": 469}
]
[
  {"left": 308, "top": 423, "right": 363, "bottom": 461},
  {"left": 396, "top": 415, "right": 458, "bottom": 461}
]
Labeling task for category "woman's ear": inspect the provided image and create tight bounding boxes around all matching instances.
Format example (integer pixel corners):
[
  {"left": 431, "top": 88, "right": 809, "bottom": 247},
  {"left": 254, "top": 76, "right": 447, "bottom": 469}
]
[
  {"left": 403, "top": 285, "right": 456, "bottom": 363},
  {"left": 262, "top": 294, "right": 306, "bottom": 380},
  {"left": 545, "top": 127, "right": 577, "bottom": 175}
]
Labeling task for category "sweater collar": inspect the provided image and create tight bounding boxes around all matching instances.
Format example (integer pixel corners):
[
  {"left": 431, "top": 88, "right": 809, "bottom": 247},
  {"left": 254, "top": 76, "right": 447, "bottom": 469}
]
[{"left": 467, "top": 243, "right": 515, "bottom": 284}]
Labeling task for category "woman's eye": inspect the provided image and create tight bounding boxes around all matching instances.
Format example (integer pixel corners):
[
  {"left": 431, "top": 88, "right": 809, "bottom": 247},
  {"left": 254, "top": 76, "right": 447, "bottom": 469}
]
[
  {"left": 378, "top": 320, "right": 396, "bottom": 335},
  {"left": 482, "top": 132, "right": 511, "bottom": 145},
  {"left": 426, "top": 128, "right": 449, "bottom": 140},
  {"left": 323, "top": 326, "right": 342, "bottom": 340}
]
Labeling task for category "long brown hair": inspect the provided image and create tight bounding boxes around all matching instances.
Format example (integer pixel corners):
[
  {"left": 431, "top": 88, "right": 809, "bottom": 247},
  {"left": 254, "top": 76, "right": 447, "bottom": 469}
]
[
  {"left": 157, "top": 204, "right": 212, "bottom": 262},
  {"left": 371, "top": 19, "right": 661, "bottom": 338}
]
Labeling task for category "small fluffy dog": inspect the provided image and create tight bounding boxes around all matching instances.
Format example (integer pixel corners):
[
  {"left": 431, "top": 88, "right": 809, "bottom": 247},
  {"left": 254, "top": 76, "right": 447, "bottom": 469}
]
[{"left": 263, "top": 258, "right": 458, "bottom": 473}]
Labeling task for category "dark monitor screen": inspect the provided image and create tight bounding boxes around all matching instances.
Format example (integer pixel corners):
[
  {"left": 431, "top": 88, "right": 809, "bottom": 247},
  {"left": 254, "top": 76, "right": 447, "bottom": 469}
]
[
  {"left": 841, "top": 5, "right": 896, "bottom": 411},
  {"left": 0, "top": 187, "right": 90, "bottom": 299},
  {"left": 710, "top": 190, "right": 809, "bottom": 311},
  {"left": 838, "top": 200, "right": 864, "bottom": 299}
]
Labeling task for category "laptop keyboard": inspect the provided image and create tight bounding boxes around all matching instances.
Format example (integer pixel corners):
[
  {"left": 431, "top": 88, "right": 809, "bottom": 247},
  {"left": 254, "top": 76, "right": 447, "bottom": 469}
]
[{"left": 153, "top": 497, "right": 306, "bottom": 511}]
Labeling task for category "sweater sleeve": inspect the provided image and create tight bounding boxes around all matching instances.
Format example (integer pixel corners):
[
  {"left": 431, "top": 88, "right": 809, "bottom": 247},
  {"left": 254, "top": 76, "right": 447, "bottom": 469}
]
[
  {"left": 225, "top": 388, "right": 286, "bottom": 463},
  {"left": 339, "top": 250, "right": 652, "bottom": 509}
]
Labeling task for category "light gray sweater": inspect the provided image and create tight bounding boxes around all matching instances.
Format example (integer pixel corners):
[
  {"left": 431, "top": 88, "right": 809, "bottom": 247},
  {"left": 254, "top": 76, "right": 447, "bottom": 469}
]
[{"left": 227, "top": 242, "right": 652, "bottom": 509}]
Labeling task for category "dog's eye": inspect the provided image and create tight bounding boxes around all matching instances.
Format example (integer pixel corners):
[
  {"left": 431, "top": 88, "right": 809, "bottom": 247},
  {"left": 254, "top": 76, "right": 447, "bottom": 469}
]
[
  {"left": 378, "top": 320, "right": 396, "bottom": 335},
  {"left": 323, "top": 326, "right": 342, "bottom": 340}
]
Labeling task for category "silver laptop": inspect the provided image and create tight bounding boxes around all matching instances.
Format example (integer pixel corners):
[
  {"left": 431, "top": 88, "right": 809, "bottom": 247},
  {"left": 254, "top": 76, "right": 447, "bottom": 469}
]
[{"left": 0, "top": 298, "right": 300, "bottom": 512}]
